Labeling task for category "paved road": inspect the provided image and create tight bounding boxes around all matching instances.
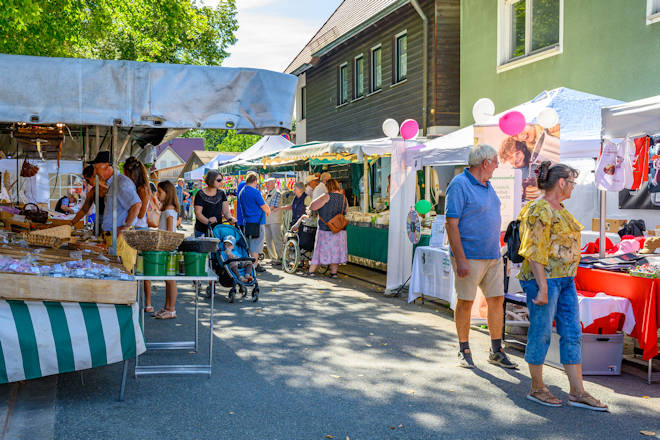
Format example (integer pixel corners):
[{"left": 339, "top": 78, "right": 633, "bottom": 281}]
[{"left": 47, "top": 264, "right": 658, "bottom": 440}]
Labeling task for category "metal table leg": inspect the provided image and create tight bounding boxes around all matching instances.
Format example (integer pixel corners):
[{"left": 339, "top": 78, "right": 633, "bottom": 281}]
[
  {"left": 209, "top": 281, "right": 214, "bottom": 377},
  {"left": 119, "top": 359, "right": 129, "bottom": 401},
  {"left": 195, "top": 280, "right": 199, "bottom": 353}
]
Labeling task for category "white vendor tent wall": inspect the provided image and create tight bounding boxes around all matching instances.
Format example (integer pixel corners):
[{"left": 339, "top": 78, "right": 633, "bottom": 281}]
[
  {"left": 184, "top": 153, "right": 238, "bottom": 180},
  {"left": 218, "top": 135, "right": 294, "bottom": 170}
]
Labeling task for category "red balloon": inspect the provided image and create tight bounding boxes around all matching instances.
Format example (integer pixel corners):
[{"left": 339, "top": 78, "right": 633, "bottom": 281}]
[{"left": 499, "top": 111, "right": 526, "bottom": 136}]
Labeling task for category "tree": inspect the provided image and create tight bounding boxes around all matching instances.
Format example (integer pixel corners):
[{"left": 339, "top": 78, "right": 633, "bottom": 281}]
[
  {"left": 181, "top": 129, "right": 260, "bottom": 152},
  {"left": 0, "top": 0, "right": 238, "bottom": 66}
]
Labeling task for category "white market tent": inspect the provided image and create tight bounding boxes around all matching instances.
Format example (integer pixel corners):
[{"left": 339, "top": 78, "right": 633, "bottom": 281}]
[
  {"left": 0, "top": 53, "right": 297, "bottom": 250},
  {"left": 264, "top": 137, "right": 395, "bottom": 166},
  {"left": 184, "top": 153, "right": 238, "bottom": 180},
  {"left": 219, "top": 135, "right": 294, "bottom": 167}
]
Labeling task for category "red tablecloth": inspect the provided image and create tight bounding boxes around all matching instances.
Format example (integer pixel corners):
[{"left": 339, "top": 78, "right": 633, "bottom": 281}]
[{"left": 576, "top": 267, "right": 659, "bottom": 360}]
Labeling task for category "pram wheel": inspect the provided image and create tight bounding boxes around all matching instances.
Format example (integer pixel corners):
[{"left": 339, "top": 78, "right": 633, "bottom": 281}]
[
  {"left": 228, "top": 287, "right": 236, "bottom": 303},
  {"left": 240, "top": 285, "right": 247, "bottom": 298},
  {"left": 282, "top": 238, "right": 300, "bottom": 274},
  {"left": 318, "top": 265, "right": 329, "bottom": 274},
  {"left": 251, "top": 287, "right": 259, "bottom": 302}
]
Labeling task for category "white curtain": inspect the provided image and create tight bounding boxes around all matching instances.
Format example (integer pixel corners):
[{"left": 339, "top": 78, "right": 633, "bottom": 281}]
[{"left": 386, "top": 140, "right": 417, "bottom": 291}]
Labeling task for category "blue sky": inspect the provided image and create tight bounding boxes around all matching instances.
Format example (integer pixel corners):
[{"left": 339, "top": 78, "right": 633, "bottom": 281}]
[{"left": 203, "top": 0, "right": 343, "bottom": 72}]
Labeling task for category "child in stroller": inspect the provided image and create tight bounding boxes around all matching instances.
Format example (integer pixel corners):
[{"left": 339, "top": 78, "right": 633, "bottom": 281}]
[
  {"left": 211, "top": 223, "right": 260, "bottom": 303},
  {"left": 222, "top": 235, "right": 254, "bottom": 283}
]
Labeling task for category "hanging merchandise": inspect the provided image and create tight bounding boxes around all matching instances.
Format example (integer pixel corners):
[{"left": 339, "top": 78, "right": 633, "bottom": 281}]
[
  {"left": 406, "top": 208, "right": 421, "bottom": 244},
  {"left": 629, "top": 136, "right": 650, "bottom": 190},
  {"left": 622, "top": 137, "right": 635, "bottom": 190},
  {"left": 595, "top": 139, "right": 628, "bottom": 191},
  {"left": 20, "top": 159, "right": 39, "bottom": 178}
]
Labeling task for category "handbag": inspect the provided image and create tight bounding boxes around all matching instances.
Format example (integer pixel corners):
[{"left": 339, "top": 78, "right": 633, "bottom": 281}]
[
  {"left": 21, "top": 203, "right": 48, "bottom": 223},
  {"left": 239, "top": 188, "right": 263, "bottom": 238},
  {"left": 318, "top": 195, "right": 348, "bottom": 234}
]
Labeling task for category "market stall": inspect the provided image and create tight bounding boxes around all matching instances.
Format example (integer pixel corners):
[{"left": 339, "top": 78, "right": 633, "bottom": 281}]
[
  {"left": 0, "top": 53, "right": 297, "bottom": 393},
  {"left": 263, "top": 138, "right": 396, "bottom": 270}
]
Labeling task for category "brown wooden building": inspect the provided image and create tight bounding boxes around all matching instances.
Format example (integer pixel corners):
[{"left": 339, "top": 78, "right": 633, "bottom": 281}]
[{"left": 286, "top": 0, "right": 460, "bottom": 143}]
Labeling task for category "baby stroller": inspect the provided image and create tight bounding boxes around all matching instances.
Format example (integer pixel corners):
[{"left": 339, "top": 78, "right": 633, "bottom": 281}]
[{"left": 210, "top": 223, "right": 259, "bottom": 303}]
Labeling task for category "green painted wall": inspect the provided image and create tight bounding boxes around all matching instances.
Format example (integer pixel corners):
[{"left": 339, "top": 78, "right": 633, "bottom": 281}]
[{"left": 461, "top": 0, "right": 660, "bottom": 126}]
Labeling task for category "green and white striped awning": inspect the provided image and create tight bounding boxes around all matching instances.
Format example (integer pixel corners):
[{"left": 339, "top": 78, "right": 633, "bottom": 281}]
[{"left": 0, "top": 300, "right": 145, "bottom": 383}]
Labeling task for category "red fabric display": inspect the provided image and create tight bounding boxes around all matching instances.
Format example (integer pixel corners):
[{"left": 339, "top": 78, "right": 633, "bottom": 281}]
[{"left": 631, "top": 136, "right": 650, "bottom": 190}]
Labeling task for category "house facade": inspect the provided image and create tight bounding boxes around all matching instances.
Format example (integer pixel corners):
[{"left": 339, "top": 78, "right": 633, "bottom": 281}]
[
  {"left": 460, "top": 0, "right": 660, "bottom": 126},
  {"left": 286, "top": 0, "right": 460, "bottom": 143},
  {"left": 154, "top": 138, "right": 204, "bottom": 170}
]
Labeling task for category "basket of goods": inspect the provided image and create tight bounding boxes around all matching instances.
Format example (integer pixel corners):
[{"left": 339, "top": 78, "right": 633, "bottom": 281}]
[
  {"left": 122, "top": 229, "right": 185, "bottom": 252},
  {"left": 24, "top": 225, "right": 72, "bottom": 248},
  {"left": 177, "top": 237, "right": 220, "bottom": 253},
  {"left": 20, "top": 203, "right": 48, "bottom": 223}
]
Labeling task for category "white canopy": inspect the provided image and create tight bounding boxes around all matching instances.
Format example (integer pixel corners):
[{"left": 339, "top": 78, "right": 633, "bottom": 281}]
[
  {"left": 266, "top": 138, "right": 395, "bottom": 165},
  {"left": 184, "top": 153, "right": 238, "bottom": 181},
  {"left": 218, "top": 135, "right": 294, "bottom": 169},
  {"left": 0, "top": 54, "right": 297, "bottom": 133},
  {"left": 601, "top": 95, "right": 660, "bottom": 138}
]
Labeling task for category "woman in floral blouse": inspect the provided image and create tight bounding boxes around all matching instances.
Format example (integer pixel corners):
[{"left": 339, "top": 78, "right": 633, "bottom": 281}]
[{"left": 518, "top": 161, "right": 607, "bottom": 411}]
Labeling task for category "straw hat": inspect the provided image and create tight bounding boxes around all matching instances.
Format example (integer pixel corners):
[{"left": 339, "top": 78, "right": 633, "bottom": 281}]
[{"left": 304, "top": 174, "right": 319, "bottom": 184}]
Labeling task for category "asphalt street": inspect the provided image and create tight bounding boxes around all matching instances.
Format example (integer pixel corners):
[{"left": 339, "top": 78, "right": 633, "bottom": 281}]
[{"left": 1, "top": 224, "right": 658, "bottom": 439}]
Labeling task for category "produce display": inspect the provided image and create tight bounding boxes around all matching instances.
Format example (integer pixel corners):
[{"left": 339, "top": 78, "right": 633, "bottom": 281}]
[
  {"left": 345, "top": 207, "right": 390, "bottom": 226},
  {"left": 0, "top": 255, "right": 133, "bottom": 280},
  {"left": 630, "top": 263, "right": 660, "bottom": 278}
]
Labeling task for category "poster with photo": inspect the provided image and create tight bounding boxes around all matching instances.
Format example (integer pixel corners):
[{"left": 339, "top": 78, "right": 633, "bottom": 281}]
[{"left": 474, "top": 123, "right": 560, "bottom": 209}]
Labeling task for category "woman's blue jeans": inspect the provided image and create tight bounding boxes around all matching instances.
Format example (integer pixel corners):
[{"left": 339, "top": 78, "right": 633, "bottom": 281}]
[{"left": 520, "top": 277, "right": 582, "bottom": 366}]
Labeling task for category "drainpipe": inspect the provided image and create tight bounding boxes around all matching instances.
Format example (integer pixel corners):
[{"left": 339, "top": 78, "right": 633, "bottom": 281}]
[{"left": 410, "top": 0, "right": 428, "bottom": 135}]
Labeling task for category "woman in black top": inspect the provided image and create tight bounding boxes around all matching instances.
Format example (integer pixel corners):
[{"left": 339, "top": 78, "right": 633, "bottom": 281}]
[{"left": 193, "top": 170, "right": 236, "bottom": 237}]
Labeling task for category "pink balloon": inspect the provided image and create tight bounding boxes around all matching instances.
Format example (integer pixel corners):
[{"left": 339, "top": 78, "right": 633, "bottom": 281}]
[
  {"left": 498, "top": 111, "right": 526, "bottom": 136},
  {"left": 400, "top": 119, "right": 419, "bottom": 140}
]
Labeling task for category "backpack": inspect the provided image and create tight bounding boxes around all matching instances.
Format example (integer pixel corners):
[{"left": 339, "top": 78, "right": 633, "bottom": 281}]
[
  {"left": 617, "top": 219, "right": 646, "bottom": 238},
  {"left": 504, "top": 220, "right": 524, "bottom": 263}
]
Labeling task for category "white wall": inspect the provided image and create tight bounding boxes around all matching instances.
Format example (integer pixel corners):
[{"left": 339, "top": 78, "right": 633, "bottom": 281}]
[
  {"left": 156, "top": 148, "right": 183, "bottom": 170},
  {"left": 295, "top": 73, "right": 306, "bottom": 144}
]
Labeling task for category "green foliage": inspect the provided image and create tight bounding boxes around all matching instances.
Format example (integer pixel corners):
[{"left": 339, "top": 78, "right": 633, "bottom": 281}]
[
  {"left": 0, "top": 0, "right": 238, "bottom": 66},
  {"left": 181, "top": 129, "right": 260, "bottom": 152}
]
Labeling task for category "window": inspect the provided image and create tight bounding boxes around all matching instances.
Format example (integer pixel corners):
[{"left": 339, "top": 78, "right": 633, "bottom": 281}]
[
  {"left": 394, "top": 32, "right": 407, "bottom": 83},
  {"left": 49, "top": 173, "right": 84, "bottom": 210},
  {"left": 354, "top": 55, "right": 364, "bottom": 99},
  {"left": 370, "top": 45, "right": 382, "bottom": 92},
  {"left": 498, "top": 0, "right": 562, "bottom": 70},
  {"left": 648, "top": 0, "right": 660, "bottom": 24},
  {"left": 338, "top": 63, "right": 349, "bottom": 105},
  {"left": 300, "top": 86, "right": 306, "bottom": 120}
]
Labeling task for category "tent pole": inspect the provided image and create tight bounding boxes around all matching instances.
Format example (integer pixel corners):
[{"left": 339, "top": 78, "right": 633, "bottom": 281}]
[
  {"left": 424, "top": 166, "right": 430, "bottom": 201},
  {"left": 111, "top": 125, "right": 118, "bottom": 254},
  {"left": 362, "top": 156, "right": 369, "bottom": 214},
  {"left": 95, "top": 126, "right": 100, "bottom": 156},
  {"left": 598, "top": 189, "right": 606, "bottom": 258}
]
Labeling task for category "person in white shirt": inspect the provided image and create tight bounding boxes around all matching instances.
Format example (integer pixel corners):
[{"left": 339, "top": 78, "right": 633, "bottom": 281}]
[{"left": 263, "top": 177, "right": 283, "bottom": 263}]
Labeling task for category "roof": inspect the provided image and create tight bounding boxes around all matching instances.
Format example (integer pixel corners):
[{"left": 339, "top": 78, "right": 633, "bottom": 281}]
[
  {"left": 180, "top": 150, "right": 239, "bottom": 175},
  {"left": 285, "top": 0, "right": 404, "bottom": 75},
  {"left": 156, "top": 138, "right": 204, "bottom": 163}
]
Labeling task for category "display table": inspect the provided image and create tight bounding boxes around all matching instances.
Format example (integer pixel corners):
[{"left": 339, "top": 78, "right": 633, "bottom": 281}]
[
  {"left": 408, "top": 246, "right": 454, "bottom": 304},
  {"left": 134, "top": 274, "right": 217, "bottom": 382},
  {"left": 0, "top": 299, "right": 145, "bottom": 384},
  {"left": 346, "top": 222, "right": 388, "bottom": 270},
  {"left": 576, "top": 267, "right": 658, "bottom": 384}
]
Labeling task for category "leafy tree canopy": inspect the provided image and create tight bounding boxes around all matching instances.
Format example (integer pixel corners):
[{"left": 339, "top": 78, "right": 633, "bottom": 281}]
[
  {"left": 0, "top": 0, "right": 238, "bottom": 65},
  {"left": 182, "top": 129, "right": 260, "bottom": 153}
]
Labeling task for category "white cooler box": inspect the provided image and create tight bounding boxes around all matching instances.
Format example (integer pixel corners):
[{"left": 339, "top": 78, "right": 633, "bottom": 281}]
[{"left": 545, "top": 331, "right": 624, "bottom": 375}]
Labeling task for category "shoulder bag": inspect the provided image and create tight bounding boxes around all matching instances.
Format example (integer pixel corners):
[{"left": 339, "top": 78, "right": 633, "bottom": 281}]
[
  {"left": 318, "top": 195, "right": 348, "bottom": 234},
  {"left": 239, "top": 188, "right": 263, "bottom": 238}
]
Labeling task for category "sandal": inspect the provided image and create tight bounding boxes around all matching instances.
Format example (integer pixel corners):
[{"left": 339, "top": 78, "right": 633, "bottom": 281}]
[
  {"left": 568, "top": 392, "right": 608, "bottom": 412},
  {"left": 154, "top": 310, "right": 176, "bottom": 320},
  {"left": 144, "top": 306, "right": 154, "bottom": 313},
  {"left": 151, "top": 309, "right": 166, "bottom": 317},
  {"left": 328, "top": 273, "right": 338, "bottom": 278},
  {"left": 527, "top": 387, "right": 562, "bottom": 407}
]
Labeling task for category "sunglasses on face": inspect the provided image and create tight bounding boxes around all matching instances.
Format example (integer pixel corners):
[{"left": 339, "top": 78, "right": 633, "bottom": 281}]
[{"left": 216, "top": 178, "right": 223, "bottom": 183}]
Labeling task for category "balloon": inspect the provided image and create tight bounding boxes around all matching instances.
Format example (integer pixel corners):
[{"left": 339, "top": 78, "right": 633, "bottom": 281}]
[
  {"left": 382, "top": 119, "right": 400, "bottom": 138},
  {"left": 499, "top": 111, "right": 526, "bottom": 136},
  {"left": 415, "top": 199, "right": 432, "bottom": 215},
  {"left": 472, "top": 98, "right": 495, "bottom": 125},
  {"left": 536, "top": 108, "right": 559, "bottom": 129},
  {"left": 400, "top": 119, "right": 419, "bottom": 140}
]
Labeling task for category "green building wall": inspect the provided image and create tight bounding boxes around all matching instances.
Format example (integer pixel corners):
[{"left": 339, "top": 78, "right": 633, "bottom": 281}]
[{"left": 460, "top": 0, "right": 660, "bottom": 126}]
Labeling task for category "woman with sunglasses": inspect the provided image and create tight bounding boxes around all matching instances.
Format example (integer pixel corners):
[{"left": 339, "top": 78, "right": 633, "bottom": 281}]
[{"left": 193, "top": 170, "right": 236, "bottom": 238}]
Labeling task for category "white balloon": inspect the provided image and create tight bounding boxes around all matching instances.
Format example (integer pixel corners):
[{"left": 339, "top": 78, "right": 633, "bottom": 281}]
[
  {"left": 537, "top": 108, "right": 559, "bottom": 129},
  {"left": 472, "top": 98, "right": 495, "bottom": 124},
  {"left": 382, "top": 118, "right": 400, "bottom": 138}
]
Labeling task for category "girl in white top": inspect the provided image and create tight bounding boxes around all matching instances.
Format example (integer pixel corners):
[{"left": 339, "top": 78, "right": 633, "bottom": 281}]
[{"left": 153, "top": 181, "right": 179, "bottom": 319}]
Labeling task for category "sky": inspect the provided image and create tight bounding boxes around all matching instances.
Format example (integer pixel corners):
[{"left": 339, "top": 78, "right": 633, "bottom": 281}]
[{"left": 203, "top": 0, "right": 343, "bottom": 72}]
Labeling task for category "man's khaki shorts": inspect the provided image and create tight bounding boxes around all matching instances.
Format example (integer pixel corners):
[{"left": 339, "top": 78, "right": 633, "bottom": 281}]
[{"left": 450, "top": 257, "right": 504, "bottom": 301}]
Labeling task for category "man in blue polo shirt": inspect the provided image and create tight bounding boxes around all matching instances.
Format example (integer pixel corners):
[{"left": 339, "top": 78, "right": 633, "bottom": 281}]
[
  {"left": 238, "top": 172, "right": 270, "bottom": 272},
  {"left": 445, "top": 144, "right": 516, "bottom": 370}
]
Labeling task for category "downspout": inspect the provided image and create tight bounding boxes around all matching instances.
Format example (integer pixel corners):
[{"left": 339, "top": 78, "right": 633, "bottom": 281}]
[{"left": 410, "top": 0, "right": 428, "bottom": 135}]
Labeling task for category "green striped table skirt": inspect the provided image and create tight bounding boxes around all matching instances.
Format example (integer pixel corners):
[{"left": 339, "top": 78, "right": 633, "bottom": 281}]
[{"left": 0, "top": 299, "right": 146, "bottom": 384}]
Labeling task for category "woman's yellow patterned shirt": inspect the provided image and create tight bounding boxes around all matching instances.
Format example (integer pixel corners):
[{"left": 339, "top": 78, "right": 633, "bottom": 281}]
[{"left": 517, "top": 199, "right": 583, "bottom": 281}]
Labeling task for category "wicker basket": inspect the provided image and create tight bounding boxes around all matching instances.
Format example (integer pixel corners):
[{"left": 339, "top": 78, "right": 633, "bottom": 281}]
[
  {"left": 31, "top": 225, "right": 72, "bottom": 238},
  {"left": 24, "top": 233, "right": 64, "bottom": 248},
  {"left": 122, "top": 229, "right": 185, "bottom": 252}
]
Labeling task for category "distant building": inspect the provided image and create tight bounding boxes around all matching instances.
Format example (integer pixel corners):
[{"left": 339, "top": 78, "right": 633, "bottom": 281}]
[
  {"left": 179, "top": 150, "right": 240, "bottom": 180},
  {"left": 154, "top": 138, "right": 204, "bottom": 170},
  {"left": 286, "top": 0, "right": 460, "bottom": 143}
]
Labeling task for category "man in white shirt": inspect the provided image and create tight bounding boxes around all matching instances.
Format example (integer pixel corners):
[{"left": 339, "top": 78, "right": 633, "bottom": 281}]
[
  {"left": 263, "top": 177, "right": 283, "bottom": 264},
  {"left": 312, "top": 172, "right": 331, "bottom": 201}
]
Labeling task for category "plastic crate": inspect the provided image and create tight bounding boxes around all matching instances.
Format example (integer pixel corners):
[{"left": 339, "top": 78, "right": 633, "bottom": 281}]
[{"left": 545, "top": 331, "right": 623, "bottom": 375}]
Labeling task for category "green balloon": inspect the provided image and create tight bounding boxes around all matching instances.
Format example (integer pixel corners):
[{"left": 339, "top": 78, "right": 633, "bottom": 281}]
[{"left": 415, "top": 200, "right": 432, "bottom": 215}]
